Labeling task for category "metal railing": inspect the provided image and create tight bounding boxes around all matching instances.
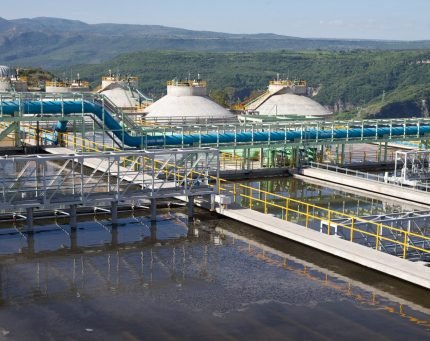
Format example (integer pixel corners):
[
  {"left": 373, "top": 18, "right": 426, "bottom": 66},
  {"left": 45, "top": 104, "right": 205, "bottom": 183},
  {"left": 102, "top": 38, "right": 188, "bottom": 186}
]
[
  {"left": 7, "top": 122, "right": 430, "bottom": 260},
  {"left": 3, "top": 92, "right": 430, "bottom": 150},
  {"left": 309, "top": 162, "right": 430, "bottom": 193},
  {"left": 166, "top": 80, "right": 207, "bottom": 87},
  {"left": 325, "top": 149, "right": 396, "bottom": 164},
  {"left": 217, "top": 178, "right": 430, "bottom": 261},
  {"left": 0, "top": 148, "right": 219, "bottom": 211}
]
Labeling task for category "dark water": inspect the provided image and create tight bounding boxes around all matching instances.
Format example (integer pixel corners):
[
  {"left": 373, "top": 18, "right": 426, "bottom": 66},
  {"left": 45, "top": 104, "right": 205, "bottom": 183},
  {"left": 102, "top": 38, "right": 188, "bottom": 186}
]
[
  {"left": 0, "top": 206, "right": 428, "bottom": 340},
  {"left": 239, "top": 176, "right": 412, "bottom": 215}
]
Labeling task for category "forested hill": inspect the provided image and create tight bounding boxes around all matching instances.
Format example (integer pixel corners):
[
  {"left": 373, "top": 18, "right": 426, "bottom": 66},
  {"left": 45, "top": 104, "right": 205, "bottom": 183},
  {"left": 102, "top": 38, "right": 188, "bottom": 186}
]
[
  {"left": 2, "top": 17, "right": 430, "bottom": 67},
  {"left": 65, "top": 50, "right": 430, "bottom": 118}
]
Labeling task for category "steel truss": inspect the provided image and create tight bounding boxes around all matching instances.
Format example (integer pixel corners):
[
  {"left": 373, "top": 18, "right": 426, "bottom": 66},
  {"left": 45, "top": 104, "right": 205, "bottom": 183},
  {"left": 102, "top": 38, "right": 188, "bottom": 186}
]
[{"left": 0, "top": 148, "right": 219, "bottom": 211}]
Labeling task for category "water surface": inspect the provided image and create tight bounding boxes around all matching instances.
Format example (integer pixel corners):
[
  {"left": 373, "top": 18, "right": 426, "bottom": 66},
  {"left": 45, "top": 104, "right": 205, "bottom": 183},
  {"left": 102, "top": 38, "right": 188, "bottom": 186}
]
[{"left": 0, "top": 207, "right": 428, "bottom": 340}]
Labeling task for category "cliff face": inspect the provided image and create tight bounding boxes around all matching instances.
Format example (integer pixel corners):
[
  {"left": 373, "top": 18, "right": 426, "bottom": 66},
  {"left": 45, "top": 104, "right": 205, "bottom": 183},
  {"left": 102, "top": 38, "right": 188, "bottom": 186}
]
[{"left": 370, "top": 100, "right": 426, "bottom": 119}]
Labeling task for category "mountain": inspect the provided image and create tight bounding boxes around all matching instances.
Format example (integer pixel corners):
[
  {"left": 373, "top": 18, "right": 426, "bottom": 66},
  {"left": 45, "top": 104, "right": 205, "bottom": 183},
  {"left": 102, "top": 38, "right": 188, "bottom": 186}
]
[{"left": 1, "top": 17, "right": 430, "bottom": 68}]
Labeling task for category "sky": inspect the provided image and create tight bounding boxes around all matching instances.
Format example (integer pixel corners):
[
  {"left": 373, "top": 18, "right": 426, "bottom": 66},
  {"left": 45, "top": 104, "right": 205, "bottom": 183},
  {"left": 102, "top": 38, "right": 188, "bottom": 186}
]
[{"left": 1, "top": 0, "right": 430, "bottom": 40}]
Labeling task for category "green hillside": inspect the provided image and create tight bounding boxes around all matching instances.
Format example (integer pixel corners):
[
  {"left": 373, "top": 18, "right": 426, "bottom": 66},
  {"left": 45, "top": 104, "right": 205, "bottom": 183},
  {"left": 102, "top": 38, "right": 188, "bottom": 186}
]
[
  {"left": 60, "top": 50, "right": 430, "bottom": 118},
  {"left": 3, "top": 17, "right": 430, "bottom": 68}
]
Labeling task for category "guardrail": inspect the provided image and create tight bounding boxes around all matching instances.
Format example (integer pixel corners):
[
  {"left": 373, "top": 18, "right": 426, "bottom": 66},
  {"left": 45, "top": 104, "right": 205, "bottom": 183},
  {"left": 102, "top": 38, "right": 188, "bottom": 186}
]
[
  {"left": 5, "top": 121, "right": 430, "bottom": 261},
  {"left": 18, "top": 123, "right": 250, "bottom": 172},
  {"left": 0, "top": 148, "right": 219, "bottom": 211},
  {"left": 325, "top": 150, "right": 396, "bottom": 164},
  {"left": 217, "top": 178, "right": 430, "bottom": 261},
  {"left": 19, "top": 124, "right": 218, "bottom": 185},
  {"left": 309, "top": 162, "right": 430, "bottom": 193}
]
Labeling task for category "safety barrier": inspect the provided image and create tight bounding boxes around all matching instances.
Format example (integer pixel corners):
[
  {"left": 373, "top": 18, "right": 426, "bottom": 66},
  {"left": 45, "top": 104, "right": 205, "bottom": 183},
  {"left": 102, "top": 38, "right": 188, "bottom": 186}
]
[
  {"left": 217, "top": 178, "right": 430, "bottom": 260},
  {"left": 309, "top": 162, "right": 430, "bottom": 193},
  {"left": 326, "top": 150, "right": 396, "bottom": 164},
  {"left": 9, "top": 124, "right": 430, "bottom": 260}
]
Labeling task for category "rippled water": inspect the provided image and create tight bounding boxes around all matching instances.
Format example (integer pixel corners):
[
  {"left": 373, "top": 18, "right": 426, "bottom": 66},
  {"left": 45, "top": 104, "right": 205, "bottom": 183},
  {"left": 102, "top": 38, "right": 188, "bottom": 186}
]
[{"left": 0, "top": 204, "right": 428, "bottom": 340}]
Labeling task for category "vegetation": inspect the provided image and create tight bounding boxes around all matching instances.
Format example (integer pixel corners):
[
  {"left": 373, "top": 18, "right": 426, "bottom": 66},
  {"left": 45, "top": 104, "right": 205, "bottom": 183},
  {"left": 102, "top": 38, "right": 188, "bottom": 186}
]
[
  {"left": 2, "top": 17, "right": 430, "bottom": 118},
  {"left": 60, "top": 50, "right": 430, "bottom": 118},
  {"left": 2, "top": 17, "right": 430, "bottom": 68},
  {"left": 18, "top": 68, "right": 54, "bottom": 89}
]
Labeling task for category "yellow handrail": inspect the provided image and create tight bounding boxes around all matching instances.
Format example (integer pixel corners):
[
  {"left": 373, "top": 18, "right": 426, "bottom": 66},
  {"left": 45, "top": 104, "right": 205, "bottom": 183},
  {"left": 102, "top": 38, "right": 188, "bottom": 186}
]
[
  {"left": 19, "top": 123, "right": 430, "bottom": 260},
  {"left": 219, "top": 183, "right": 430, "bottom": 259}
]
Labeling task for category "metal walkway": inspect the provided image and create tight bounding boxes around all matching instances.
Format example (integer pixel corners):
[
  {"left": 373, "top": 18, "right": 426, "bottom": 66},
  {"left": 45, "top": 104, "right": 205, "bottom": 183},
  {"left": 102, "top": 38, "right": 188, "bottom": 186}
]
[
  {"left": 216, "top": 178, "right": 430, "bottom": 264},
  {"left": 0, "top": 148, "right": 219, "bottom": 224},
  {"left": 2, "top": 93, "right": 430, "bottom": 149},
  {"left": 300, "top": 163, "right": 430, "bottom": 206}
]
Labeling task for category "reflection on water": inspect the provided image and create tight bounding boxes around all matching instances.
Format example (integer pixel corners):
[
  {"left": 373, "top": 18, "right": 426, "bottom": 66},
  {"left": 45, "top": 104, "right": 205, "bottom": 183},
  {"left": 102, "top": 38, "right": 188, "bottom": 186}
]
[
  {"left": 240, "top": 176, "right": 408, "bottom": 215},
  {"left": 0, "top": 207, "right": 428, "bottom": 340}
]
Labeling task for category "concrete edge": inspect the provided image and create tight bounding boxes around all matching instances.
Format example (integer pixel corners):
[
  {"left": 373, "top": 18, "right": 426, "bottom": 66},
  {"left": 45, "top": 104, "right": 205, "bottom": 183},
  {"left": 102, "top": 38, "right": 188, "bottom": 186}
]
[
  {"left": 217, "top": 206, "right": 430, "bottom": 290},
  {"left": 300, "top": 168, "right": 430, "bottom": 206},
  {"left": 293, "top": 174, "right": 429, "bottom": 210}
]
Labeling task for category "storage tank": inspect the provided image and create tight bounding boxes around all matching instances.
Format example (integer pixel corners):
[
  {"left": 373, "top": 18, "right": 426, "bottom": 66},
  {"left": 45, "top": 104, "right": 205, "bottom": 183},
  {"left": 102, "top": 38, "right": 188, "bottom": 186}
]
[
  {"left": 144, "top": 79, "right": 234, "bottom": 122},
  {"left": 101, "top": 71, "right": 139, "bottom": 90},
  {"left": 245, "top": 78, "right": 331, "bottom": 117},
  {"left": 98, "top": 72, "right": 152, "bottom": 114}
]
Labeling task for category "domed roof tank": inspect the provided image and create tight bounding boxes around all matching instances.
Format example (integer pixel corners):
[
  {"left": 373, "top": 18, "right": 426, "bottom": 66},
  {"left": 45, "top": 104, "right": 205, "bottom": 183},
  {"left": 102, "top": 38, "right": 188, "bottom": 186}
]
[
  {"left": 144, "top": 79, "right": 235, "bottom": 122},
  {"left": 257, "top": 93, "right": 331, "bottom": 117}
]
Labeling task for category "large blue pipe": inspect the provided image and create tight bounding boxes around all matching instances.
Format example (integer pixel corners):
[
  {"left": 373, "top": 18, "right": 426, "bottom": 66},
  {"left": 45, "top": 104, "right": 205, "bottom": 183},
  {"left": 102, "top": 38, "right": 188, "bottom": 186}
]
[{"left": 2, "top": 100, "right": 430, "bottom": 147}]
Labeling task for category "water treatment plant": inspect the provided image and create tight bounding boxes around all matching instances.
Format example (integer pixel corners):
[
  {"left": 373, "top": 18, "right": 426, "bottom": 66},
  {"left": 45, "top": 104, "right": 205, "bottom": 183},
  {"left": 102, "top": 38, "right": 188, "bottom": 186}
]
[{"left": 0, "top": 67, "right": 429, "bottom": 338}]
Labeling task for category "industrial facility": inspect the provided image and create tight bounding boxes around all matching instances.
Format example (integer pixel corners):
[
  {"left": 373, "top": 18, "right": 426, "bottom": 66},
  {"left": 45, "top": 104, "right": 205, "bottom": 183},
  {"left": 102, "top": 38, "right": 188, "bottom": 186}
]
[
  {"left": 144, "top": 79, "right": 235, "bottom": 122},
  {"left": 0, "top": 67, "right": 429, "bottom": 296},
  {"left": 242, "top": 78, "right": 331, "bottom": 117},
  {"left": 97, "top": 71, "right": 153, "bottom": 116},
  {"left": 45, "top": 73, "right": 90, "bottom": 93},
  {"left": 0, "top": 65, "right": 28, "bottom": 92}
]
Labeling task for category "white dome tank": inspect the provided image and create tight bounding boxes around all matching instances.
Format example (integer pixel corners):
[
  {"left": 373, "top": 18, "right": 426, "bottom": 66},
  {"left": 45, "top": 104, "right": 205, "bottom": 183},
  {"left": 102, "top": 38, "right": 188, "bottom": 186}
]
[
  {"left": 144, "top": 80, "right": 234, "bottom": 122},
  {"left": 246, "top": 78, "right": 330, "bottom": 117},
  {"left": 257, "top": 93, "right": 331, "bottom": 117}
]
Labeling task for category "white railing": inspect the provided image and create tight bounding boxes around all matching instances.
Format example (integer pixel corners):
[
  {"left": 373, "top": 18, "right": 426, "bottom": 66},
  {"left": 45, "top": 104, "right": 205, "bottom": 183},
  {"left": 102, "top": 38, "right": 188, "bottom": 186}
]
[
  {"left": 309, "top": 162, "right": 430, "bottom": 193},
  {"left": 0, "top": 148, "right": 219, "bottom": 211}
]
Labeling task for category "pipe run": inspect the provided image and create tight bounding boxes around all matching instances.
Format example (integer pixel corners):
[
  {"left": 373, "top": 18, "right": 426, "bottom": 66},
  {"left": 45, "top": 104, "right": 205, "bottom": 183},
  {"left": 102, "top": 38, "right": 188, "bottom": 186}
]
[{"left": 2, "top": 100, "right": 430, "bottom": 148}]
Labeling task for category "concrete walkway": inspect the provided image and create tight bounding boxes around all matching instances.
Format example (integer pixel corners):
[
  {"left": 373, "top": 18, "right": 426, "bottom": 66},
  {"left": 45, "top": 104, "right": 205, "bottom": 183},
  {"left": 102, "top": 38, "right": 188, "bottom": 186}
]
[
  {"left": 294, "top": 174, "right": 429, "bottom": 211},
  {"left": 44, "top": 147, "right": 430, "bottom": 289},
  {"left": 301, "top": 167, "right": 430, "bottom": 206},
  {"left": 217, "top": 205, "right": 430, "bottom": 289}
]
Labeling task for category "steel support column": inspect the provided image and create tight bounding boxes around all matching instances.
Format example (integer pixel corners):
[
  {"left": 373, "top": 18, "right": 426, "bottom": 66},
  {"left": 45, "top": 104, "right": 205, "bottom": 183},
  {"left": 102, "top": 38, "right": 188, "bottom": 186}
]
[
  {"left": 70, "top": 204, "right": 77, "bottom": 229},
  {"left": 111, "top": 201, "right": 118, "bottom": 224},
  {"left": 26, "top": 207, "right": 34, "bottom": 230},
  {"left": 187, "top": 196, "right": 195, "bottom": 220},
  {"left": 150, "top": 198, "right": 157, "bottom": 222}
]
